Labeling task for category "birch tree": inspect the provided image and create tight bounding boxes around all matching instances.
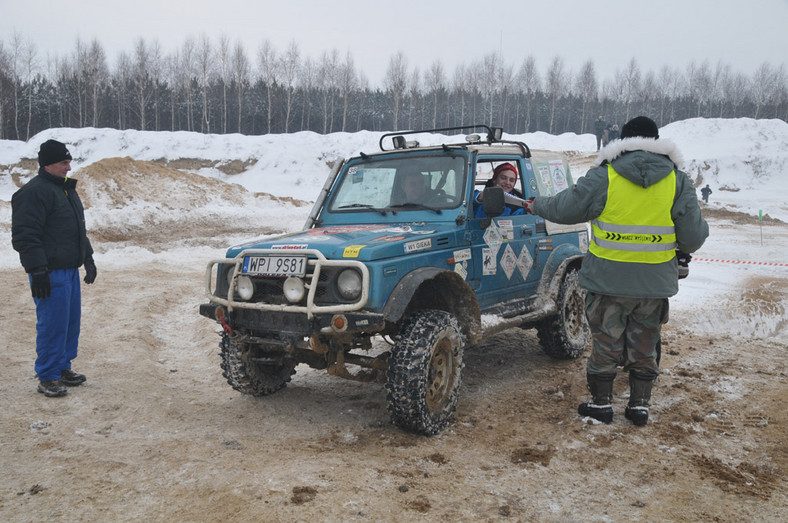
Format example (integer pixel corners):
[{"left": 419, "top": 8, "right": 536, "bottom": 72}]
[
  {"left": 257, "top": 40, "right": 278, "bottom": 134},
  {"left": 575, "top": 60, "right": 598, "bottom": 134},
  {"left": 281, "top": 41, "right": 301, "bottom": 133},
  {"left": 338, "top": 51, "right": 357, "bottom": 132},
  {"left": 231, "top": 41, "right": 250, "bottom": 133},
  {"left": 545, "top": 56, "right": 567, "bottom": 134},
  {"left": 196, "top": 35, "right": 213, "bottom": 133},
  {"left": 217, "top": 35, "right": 231, "bottom": 134},
  {"left": 426, "top": 60, "right": 445, "bottom": 128},
  {"left": 384, "top": 52, "right": 408, "bottom": 131}
]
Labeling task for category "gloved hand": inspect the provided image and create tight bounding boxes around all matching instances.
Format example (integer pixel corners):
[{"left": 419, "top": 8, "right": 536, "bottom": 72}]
[
  {"left": 30, "top": 268, "right": 51, "bottom": 299},
  {"left": 676, "top": 250, "right": 691, "bottom": 280},
  {"left": 524, "top": 198, "right": 536, "bottom": 215},
  {"left": 84, "top": 256, "right": 97, "bottom": 284}
]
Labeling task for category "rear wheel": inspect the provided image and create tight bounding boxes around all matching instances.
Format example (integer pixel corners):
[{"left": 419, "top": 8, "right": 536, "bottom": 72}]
[
  {"left": 219, "top": 333, "right": 296, "bottom": 396},
  {"left": 536, "top": 267, "right": 590, "bottom": 359},
  {"left": 385, "top": 309, "right": 464, "bottom": 435}
]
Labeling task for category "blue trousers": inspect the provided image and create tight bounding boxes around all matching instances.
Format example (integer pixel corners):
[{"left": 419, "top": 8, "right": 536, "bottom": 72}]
[{"left": 31, "top": 268, "right": 81, "bottom": 381}]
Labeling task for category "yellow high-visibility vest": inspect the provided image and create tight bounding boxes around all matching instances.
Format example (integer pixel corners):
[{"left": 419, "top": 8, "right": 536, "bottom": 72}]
[{"left": 589, "top": 164, "right": 677, "bottom": 264}]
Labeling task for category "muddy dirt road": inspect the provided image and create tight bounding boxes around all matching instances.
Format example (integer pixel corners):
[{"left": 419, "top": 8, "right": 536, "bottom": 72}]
[{"left": 1, "top": 227, "right": 786, "bottom": 522}]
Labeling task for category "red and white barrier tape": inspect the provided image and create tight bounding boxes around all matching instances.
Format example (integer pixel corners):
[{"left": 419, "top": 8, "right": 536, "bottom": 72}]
[{"left": 693, "top": 257, "right": 788, "bottom": 267}]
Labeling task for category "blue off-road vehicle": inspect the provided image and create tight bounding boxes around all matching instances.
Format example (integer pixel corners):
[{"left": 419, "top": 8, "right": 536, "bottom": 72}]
[{"left": 200, "top": 125, "right": 590, "bottom": 435}]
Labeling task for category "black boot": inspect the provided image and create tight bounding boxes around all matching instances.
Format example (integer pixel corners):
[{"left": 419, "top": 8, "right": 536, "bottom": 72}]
[
  {"left": 625, "top": 372, "right": 655, "bottom": 426},
  {"left": 38, "top": 380, "right": 68, "bottom": 397},
  {"left": 578, "top": 373, "right": 615, "bottom": 423},
  {"left": 61, "top": 369, "right": 86, "bottom": 386}
]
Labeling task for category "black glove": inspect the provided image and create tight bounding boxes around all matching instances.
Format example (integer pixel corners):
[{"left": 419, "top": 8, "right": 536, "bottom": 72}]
[
  {"left": 84, "top": 256, "right": 97, "bottom": 284},
  {"left": 30, "top": 268, "right": 51, "bottom": 299},
  {"left": 676, "top": 250, "right": 691, "bottom": 280}
]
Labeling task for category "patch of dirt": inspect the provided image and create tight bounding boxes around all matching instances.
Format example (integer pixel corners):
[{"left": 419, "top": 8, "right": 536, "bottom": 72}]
[
  {"left": 700, "top": 205, "right": 784, "bottom": 225},
  {"left": 162, "top": 157, "right": 258, "bottom": 176},
  {"left": 1, "top": 220, "right": 786, "bottom": 522}
]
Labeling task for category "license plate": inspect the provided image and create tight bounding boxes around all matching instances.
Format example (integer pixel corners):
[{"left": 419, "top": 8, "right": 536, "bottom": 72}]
[{"left": 242, "top": 255, "right": 307, "bottom": 277}]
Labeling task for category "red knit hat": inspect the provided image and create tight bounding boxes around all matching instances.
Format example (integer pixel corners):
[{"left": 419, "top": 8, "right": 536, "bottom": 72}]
[{"left": 493, "top": 162, "right": 518, "bottom": 183}]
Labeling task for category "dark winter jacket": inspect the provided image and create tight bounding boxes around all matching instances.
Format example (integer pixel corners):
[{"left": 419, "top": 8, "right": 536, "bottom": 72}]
[
  {"left": 11, "top": 168, "right": 94, "bottom": 273},
  {"left": 532, "top": 137, "right": 708, "bottom": 298}
]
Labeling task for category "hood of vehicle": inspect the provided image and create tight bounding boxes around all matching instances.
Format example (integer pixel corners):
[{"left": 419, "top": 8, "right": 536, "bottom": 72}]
[{"left": 226, "top": 223, "right": 459, "bottom": 261}]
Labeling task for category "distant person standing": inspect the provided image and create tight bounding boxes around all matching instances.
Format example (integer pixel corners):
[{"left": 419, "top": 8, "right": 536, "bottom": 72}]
[
  {"left": 11, "top": 139, "right": 97, "bottom": 397},
  {"left": 700, "top": 184, "right": 712, "bottom": 203},
  {"left": 524, "top": 116, "right": 708, "bottom": 426},
  {"left": 607, "top": 124, "right": 620, "bottom": 142},
  {"left": 594, "top": 116, "right": 606, "bottom": 151}
]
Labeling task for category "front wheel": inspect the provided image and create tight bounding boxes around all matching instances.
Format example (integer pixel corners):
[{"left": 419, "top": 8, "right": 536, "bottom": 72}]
[
  {"left": 385, "top": 309, "right": 464, "bottom": 436},
  {"left": 536, "top": 267, "right": 590, "bottom": 359},
  {"left": 219, "top": 333, "right": 297, "bottom": 396}
]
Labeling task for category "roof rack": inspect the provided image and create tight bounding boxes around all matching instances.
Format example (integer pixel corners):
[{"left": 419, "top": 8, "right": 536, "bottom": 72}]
[{"left": 378, "top": 124, "right": 530, "bottom": 158}]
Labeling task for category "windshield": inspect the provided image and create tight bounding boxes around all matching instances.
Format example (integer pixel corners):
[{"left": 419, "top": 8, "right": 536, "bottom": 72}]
[{"left": 328, "top": 154, "right": 466, "bottom": 213}]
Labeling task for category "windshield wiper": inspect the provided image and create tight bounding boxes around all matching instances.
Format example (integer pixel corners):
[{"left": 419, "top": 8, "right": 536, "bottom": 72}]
[
  {"left": 388, "top": 203, "right": 442, "bottom": 214},
  {"left": 337, "top": 203, "right": 388, "bottom": 215}
]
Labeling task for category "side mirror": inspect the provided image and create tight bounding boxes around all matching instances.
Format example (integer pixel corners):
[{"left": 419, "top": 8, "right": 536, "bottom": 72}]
[{"left": 482, "top": 187, "right": 506, "bottom": 218}]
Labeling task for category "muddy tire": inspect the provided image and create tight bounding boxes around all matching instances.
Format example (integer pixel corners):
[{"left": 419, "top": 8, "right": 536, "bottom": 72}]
[
  {"left": 219, "top": 333, "right": 296, "bottom": 396},
  {"left": 385, "top": 309, "right": 464, "bottom": 436},
  {"left": 536, "top": 267, "right": 590, "bottom": 359}
]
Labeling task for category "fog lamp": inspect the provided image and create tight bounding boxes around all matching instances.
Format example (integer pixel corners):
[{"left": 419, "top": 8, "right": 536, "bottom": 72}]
[
  {"left": 235, "top": 275, "right": 254, "bottom": 300},
  {"left": 283, "top": 276, "right": 306, "bottom": 303},
  {"left": 337, "top": 269, "right": 362, "bottom": 300}
]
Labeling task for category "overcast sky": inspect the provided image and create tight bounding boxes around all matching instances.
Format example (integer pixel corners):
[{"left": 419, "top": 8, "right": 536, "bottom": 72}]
[{"left": 2, "top": 0, "right": 786, "bottom": 86}]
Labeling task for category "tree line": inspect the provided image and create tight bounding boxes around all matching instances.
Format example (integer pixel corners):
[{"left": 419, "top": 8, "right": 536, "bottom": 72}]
[{"left": 1, "top": 33, "right": 786, "bottom": 142}]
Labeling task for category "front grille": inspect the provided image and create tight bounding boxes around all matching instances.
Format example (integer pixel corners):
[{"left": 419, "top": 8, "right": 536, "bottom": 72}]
[{"left": 245, "top": 266, "right": 354, "bottom": 306}]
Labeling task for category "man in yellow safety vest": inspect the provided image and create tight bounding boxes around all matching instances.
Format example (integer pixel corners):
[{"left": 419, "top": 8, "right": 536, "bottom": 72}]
[{"left": 524, "top": 116, "right": 708, "bottom": 426}]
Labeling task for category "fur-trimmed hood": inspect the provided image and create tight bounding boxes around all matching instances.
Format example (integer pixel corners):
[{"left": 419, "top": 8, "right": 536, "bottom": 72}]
[{"left": 594, "top": 137, "right": 684, "bottom": 169}]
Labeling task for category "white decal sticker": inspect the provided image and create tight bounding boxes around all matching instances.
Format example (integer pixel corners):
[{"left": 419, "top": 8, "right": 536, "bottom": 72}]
[
  {"left": 497, "top": 219, "right": 514, "bottom": 241},
  {"left": 500, "top": 244, "right": 517, "bottom": 280},
  {"left": 483, "top": 222, "right": 503, "bottom": 258},
  {"left": 404, "top": 238, "right": 432, "bottom": 253},
  {"left": 453, "top": 248, "right": 472, "bottom": 262},
  {"left": 454, "top": 261, "right": 468, "bottom": 280},
  {"left": 482, "top": 247, "right": 497, "bottom": 275},
  {"left": 271, "top": 244, "right": 309, "bottom": 250},
  {"left": 550, "top": 159, "right": 569, "bottom": 192},
  {"left": 517, "top": 245, "right": 534, "bottom": 279},
  {"left": 578, "top": 230, "right": 589, "bottom": 252}
]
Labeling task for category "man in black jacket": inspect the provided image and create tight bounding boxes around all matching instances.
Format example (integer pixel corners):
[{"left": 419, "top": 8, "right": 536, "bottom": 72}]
[{"left": 11, "top": 139, "right": 97, "bottom": 397}]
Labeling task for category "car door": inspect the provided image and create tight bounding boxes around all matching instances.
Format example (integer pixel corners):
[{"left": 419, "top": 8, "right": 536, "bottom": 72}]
[{"left": 465, "top": 157, "right": 544, "bottom": 311}]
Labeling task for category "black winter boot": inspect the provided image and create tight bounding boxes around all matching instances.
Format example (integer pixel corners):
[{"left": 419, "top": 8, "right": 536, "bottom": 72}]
[
  {"left": 625, "top": 372, "right": 655, "bottom": 426},
  {"left": 61, "top": 369, "right": 86, "bottom": 386},
  {"left": 578, "top": 373, "right": 615, "bottom": 423},
  {"left": 38, "top": 380, "right": 68, "bottom": 397}
]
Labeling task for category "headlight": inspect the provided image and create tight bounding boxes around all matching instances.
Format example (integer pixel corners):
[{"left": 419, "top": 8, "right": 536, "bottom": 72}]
[
  {"left": 336, "top": 269, "right": 362, "bottom": 300},
  {"left": 283, "top": 276, "right": 305, "bottom": 303},
  {"left": 235, "top": 275, "right": 254, "bottom": 301}
]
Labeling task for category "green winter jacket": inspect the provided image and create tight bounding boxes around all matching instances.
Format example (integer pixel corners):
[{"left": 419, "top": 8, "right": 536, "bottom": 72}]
[{"left": 532, "top": 138, "right": 708, "bottom": 298}]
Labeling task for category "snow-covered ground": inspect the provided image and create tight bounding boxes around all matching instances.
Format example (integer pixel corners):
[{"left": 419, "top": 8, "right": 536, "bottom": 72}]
[{"left": 2, "top": 118, "right": 787, "bottom": 341}]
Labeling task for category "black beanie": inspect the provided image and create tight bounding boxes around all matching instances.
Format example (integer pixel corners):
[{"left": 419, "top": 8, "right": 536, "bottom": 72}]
[
  {"left": 620, "top": 116, "right": 659, "bottom": 139},
  {"left": 38, "top": 139, "right": 72, "bottom": 167}
]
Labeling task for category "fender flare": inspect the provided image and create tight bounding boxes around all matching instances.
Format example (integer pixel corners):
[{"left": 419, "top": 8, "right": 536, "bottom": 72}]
[
  {"left": 537, "top": 243, "right": 585, "bottom": 300},
  {"left": 382, "top": 267, "right": 482, "bottom": 342}
]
